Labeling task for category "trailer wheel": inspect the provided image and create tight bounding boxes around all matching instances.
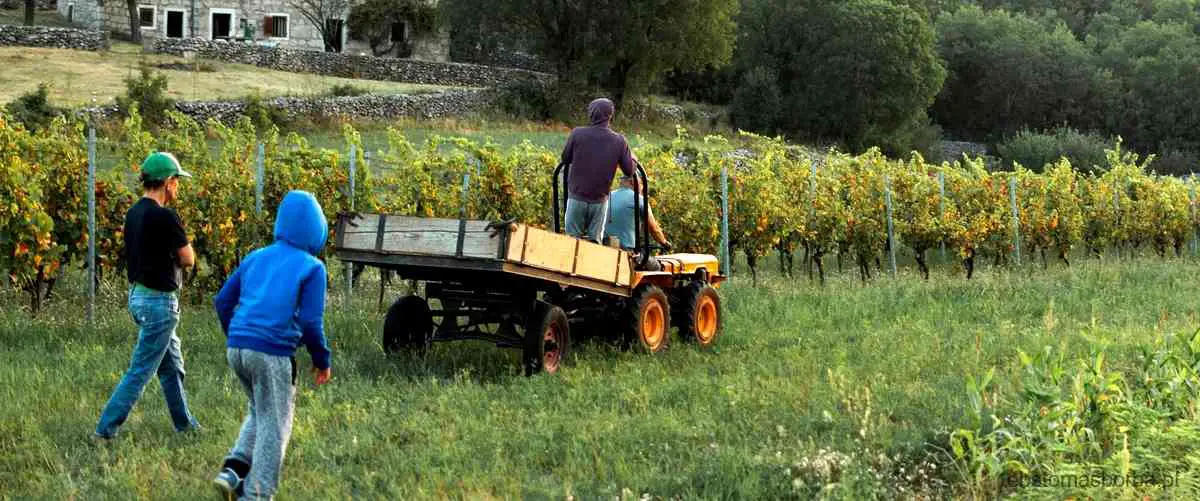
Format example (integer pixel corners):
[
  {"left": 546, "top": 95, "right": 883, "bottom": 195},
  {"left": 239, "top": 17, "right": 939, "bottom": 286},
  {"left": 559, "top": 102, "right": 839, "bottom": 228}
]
[
  {"left": 523, "top": 302, "right": 569, "bottom": 376},
  {"left": 626, "top": 285, "right": 671, "bottom": 353},
  {"left": 675, "top": 282, "right": 721, "bottom": 347},
  {"left": 383, "top": 295, "right": 433, "bottom": 355}
]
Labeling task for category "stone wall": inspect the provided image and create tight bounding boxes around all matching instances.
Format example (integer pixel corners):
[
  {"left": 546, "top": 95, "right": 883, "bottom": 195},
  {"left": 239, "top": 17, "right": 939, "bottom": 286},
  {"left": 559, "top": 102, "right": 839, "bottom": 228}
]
[
  {"left": 150, "top": 37, "right": 552, "bottom": 88},
  {"left": 80, "top": 88, "right": 496, "bottom": 123},
  {"left": 56, "top": 0, "right": 103, "bottom": 31},
  {"left": 0, "top": 24, "right": 106, "bottom": 50}
]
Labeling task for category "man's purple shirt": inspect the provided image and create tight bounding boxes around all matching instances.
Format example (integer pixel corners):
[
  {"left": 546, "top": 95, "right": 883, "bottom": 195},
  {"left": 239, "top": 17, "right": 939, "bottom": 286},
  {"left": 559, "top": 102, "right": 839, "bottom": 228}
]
[{"left": 560, "top": 109, "right": 636, "bottom": 204}]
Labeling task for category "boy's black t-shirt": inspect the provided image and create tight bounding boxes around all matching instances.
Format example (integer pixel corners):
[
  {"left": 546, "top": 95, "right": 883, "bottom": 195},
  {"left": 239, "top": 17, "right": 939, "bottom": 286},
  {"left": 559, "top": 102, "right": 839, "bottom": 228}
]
[{"left": 125, "top": 197, "right": 189, "bottom": 292}]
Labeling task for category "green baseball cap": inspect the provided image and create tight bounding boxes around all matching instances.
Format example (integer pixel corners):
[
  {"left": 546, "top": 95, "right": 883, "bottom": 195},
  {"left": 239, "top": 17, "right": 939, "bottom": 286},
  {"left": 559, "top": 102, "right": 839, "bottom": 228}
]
[{"left": 140, "top": 152, "right": 192, "bottom": 181}]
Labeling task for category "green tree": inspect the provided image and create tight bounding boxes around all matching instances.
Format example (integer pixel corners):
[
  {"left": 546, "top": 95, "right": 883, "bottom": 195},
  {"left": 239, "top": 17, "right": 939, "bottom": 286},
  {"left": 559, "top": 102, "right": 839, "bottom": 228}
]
[
  {"left": 736, "top": 0, "right": 946, "bottom": 154},
  {"left": 729, "top": 67, "right": 782, "bottom": 134},
  {"left": 1099, "top": 20, "right": 1200, "bottom": 152},
  {"left": 441, "top": 0, "right": 737, "bottom": 107},
  {"left": 933, "top": 5, "right": 1113, "bottom": 141}
]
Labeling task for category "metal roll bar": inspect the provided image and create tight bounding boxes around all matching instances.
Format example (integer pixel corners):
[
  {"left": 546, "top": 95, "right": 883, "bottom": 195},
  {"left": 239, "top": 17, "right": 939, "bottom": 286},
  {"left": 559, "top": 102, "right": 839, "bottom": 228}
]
[{"left": 553, "top": 160, "right": 652, "bottom": 268}]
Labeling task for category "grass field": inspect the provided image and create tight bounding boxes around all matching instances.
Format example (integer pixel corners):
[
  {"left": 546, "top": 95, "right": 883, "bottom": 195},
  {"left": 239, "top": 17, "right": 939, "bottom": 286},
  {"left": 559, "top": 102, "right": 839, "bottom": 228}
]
[
  {"left": 3, "top": 256, "right": 1199, "bottom": 499},
  {"left": 0, "top": 43, "right": 455, "bottom": 106}
]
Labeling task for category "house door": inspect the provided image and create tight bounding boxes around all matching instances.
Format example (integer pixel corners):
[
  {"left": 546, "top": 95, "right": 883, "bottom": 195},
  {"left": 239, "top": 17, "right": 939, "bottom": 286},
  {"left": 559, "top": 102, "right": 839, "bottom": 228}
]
[
  {"left": 211, "top": 12, "right": 233, "bottom": 40},
  {"left": 165, "top": 11, "right": 184, "bottom": 38},
  {"left": 325, "top": 18, "right": 344, "bottom": 52}
]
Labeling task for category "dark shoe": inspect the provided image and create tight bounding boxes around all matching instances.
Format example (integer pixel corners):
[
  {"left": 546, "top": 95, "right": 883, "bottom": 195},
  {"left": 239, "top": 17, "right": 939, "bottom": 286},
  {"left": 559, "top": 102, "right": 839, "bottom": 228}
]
[{"left": 213, "top": 467, "right": 241, "bottom": 500}]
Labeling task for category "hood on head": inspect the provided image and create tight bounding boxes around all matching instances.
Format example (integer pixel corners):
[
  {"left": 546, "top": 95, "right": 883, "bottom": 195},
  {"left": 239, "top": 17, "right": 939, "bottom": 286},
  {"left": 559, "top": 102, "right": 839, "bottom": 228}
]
[
  {"left": 588, "top": 98, "right": 614, "bottom": 126},
  {"left": 274, "top": 190, "right": 328, "bottom": 255}
]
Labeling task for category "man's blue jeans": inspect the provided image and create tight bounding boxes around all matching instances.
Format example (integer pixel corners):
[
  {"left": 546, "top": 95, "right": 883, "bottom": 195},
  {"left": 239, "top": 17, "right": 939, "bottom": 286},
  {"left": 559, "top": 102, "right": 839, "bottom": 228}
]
[
  {"left": 565, "top": 198, "right": 608, "bottom": 243},
  {"left": 95, "top": 286, "right": 199, "bottom": 438}
]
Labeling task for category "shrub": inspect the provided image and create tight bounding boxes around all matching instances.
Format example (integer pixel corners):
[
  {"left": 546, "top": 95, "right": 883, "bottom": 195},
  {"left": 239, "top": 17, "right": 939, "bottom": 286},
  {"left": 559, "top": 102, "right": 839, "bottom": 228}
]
[
  {"left": 4, "top": 83, "right": 65, "bottom": 132},
  {"left": 242, "top": 95, "right": 291, "bottom": 131},
  {"left": 1148, "top": 148, "right": 1200, "bottom": 176},
  {"left": 996, "top": 127, "right": 1113, "bottom": 172},
  {"left": 729, "top": 67, "right": 782, "bottom": 135},
  {"left": 494, "top": 78, "right": 554, "bottom": 121},
  {"left": 327, "top": 84, "right": 370, "bottom": 97},
  {"left": 115, "top": 64, "right": 173, "bottom": 128}
]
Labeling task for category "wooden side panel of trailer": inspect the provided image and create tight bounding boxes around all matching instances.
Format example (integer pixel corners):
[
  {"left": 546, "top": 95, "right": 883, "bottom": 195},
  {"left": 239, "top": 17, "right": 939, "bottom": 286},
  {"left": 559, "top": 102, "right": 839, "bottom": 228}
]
[
  {"left": 338, "top": 215, "right": 501, "bottom": 259},
  {"left": 336, "top": 215, "right": 634, "bottom": 293}
]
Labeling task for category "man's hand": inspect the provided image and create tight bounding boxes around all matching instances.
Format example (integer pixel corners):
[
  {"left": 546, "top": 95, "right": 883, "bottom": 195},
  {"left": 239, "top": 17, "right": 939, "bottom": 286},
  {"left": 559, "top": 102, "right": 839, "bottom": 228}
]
[
  {"left": 312, "top": 367, "right": 331, "bottom": 386},
  {"left": 661, "top": 240, "right": 673, "bottom": 252},
  {"left": 176, "top": 244, "right": 196, "bottom": 269}
]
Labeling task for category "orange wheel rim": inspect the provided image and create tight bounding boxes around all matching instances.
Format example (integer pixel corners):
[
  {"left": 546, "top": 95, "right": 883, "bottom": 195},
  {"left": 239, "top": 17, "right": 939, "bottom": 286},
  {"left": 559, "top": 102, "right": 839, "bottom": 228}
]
[
  {"left": 543, "top": 324, "right": 561, "bottom": 373},
  {"left": 642, "top": 300, "right": 665, "bottom": 350},
  {"left": 696, "top": 296, "right": 718, "bottom": 344}
]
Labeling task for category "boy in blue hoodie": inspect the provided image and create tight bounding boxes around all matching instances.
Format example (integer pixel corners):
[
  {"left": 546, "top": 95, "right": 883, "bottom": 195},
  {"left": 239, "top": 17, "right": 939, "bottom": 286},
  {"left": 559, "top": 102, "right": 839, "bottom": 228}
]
[{"left": 211, "top": 190, "right": 332, "bottom": 500}]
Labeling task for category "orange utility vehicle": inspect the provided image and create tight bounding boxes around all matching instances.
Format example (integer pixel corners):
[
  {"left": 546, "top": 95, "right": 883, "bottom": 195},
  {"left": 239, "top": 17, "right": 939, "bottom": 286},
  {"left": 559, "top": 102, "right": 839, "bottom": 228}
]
[{"left": 334, "top": 163, "right": 724, "bottom": 375}]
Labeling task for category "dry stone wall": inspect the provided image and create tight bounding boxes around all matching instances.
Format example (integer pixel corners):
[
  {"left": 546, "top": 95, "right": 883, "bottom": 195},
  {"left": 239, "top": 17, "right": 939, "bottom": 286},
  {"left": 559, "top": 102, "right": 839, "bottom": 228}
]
[
  {"left": 150, "top": 37, "right": 552, "bottom": 88},
  {"left": 79, "top": 89, "right": 496, "bottom": 123},
  {"left": 0, "top": 24, "right": 106, "bottom": 50}
]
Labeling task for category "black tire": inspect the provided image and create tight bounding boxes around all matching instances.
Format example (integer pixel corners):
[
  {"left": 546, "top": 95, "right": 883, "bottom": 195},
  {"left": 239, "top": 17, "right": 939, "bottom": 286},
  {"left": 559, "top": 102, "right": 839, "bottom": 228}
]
[
  {"left": 523, "top": 301, "right": 570, "bottom": 376},
  {"left": 674, "top": 282, "right": 722, "bottom": 348},
  {"left": 383, "top": 295, "right": 433, "bottom": 355},
  {"left": 626, "top": 285, "right": 671, "bottom": 353}
]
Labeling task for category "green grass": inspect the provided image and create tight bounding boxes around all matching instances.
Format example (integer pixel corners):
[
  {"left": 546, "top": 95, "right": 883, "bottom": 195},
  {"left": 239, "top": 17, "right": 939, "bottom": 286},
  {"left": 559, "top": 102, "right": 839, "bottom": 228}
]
[
  {"left": 3, "top": 256, "right": 1199, "bottom": 499},
  {"left": 0, "top": 43, "right": 456, "bottom": 107},
  {"left": 298, "top": 117, "right": 678, "bottom": 156}
]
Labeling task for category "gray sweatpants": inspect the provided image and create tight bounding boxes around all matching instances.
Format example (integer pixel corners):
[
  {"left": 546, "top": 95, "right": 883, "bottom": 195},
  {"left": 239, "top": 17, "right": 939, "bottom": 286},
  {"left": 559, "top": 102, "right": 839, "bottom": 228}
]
[
  {"left": 225, "top": 348, "right": 296, "bottom": 501},
  {"left": 565, "top": 198, "right": 608, "bottom": 243}
]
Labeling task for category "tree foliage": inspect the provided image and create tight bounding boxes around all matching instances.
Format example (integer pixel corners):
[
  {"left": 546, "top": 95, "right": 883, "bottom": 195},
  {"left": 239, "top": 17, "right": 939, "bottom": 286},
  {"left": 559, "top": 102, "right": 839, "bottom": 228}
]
[
  {"left": 935, "top": 6, "right": 1111, "bottom": 139},
  {"left": 440, "top": 0, "right": 737, "bottom": 106},
  {"left": 732, "top": 0, "right": 946, "bottom": 155}
]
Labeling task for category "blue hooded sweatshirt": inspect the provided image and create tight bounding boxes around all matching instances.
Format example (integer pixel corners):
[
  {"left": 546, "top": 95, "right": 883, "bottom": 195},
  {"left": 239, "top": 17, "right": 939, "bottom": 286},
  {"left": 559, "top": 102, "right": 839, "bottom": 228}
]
[{"left": 214, "top": 191, "right": 331, "bottom": 369}]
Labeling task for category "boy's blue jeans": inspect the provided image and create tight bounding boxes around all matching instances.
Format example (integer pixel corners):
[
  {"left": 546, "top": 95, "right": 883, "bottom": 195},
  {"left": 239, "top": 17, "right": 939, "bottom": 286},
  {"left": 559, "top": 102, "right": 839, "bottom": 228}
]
[{"left": 95, "top": 286, "right": 199, "bottom": 438}]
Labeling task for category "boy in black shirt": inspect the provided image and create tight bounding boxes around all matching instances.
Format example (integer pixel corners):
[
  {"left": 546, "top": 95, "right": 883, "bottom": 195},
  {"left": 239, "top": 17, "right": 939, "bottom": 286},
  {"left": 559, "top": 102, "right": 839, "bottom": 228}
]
[{"left": 95, "top": 152, "right": 200, "bottom": 439}]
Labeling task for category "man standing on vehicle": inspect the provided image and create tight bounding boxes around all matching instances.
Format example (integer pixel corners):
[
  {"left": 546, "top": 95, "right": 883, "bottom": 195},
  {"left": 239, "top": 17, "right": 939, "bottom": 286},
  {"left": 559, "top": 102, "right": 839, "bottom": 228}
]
[
  {"left": 94, "top": 151, "right": 200, "bottom": 440},
  {"left": 607, "top": 174, "right": 672, "bottom": 271},
  {"left": 560, "top": 98, "right": 636, "bottom": 243}
]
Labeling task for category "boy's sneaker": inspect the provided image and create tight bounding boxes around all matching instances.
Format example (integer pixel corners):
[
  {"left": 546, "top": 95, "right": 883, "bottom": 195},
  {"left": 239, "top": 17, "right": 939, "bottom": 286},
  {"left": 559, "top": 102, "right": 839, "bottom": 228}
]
[{"left": 213, "top": 468, "right": 242, "bottom": 500}]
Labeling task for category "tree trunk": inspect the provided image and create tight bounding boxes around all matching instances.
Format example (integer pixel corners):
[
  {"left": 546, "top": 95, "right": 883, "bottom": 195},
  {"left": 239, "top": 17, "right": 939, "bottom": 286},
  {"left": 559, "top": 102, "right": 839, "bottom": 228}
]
[
  {"left": 747, "top": 252, "right": 758, "bottom": 287},
  {"left": 127, "top": 0, "right": 142, "bottom": 43},
  {"left": 857, "top": 254, "right": 871, "bottom": 283},
  {"left": 24, "top": 0, "right": 35, "bottom": 26},
  {"left": 915, "top": 249, "right": 929, "bottom": 280},
  {"left": 813, "top": 250, "right": 825, "bottom": 285},
  {"left": 1041, "top": 247, "right": 1048, "bottom": 270},
  {"left": 964, "top": 250, "right": 976, "bottom": 280}
]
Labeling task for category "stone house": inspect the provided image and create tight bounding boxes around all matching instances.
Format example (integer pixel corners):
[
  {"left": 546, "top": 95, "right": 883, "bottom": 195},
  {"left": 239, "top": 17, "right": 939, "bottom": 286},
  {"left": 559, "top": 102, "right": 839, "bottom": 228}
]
[{"left": 57, "top": 0, "right": 448, "bottom": 60}]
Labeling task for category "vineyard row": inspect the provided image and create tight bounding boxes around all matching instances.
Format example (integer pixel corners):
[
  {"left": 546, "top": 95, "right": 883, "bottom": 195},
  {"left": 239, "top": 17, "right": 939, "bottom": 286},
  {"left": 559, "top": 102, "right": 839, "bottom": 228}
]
[{"left": 1, "top": 111, "right": 1199, "bottom": 311}]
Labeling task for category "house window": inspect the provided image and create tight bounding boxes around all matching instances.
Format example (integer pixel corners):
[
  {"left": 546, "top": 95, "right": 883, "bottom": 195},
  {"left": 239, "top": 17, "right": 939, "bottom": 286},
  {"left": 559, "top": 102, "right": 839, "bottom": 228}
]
[
  {"left": 138, "top": 5, "right": 155, "bottom": 29},
  {"left": 391, "top": 21, "right": 406, "bottom": 43},
  {"left": 164, "top": 9, "right": 185, "bottom": 38},
  {"left": 210, "top": 9, "right": 235, "bottom": 40},
  {"left": 264, "top": 14, "right": 289, "bottom": 39}
]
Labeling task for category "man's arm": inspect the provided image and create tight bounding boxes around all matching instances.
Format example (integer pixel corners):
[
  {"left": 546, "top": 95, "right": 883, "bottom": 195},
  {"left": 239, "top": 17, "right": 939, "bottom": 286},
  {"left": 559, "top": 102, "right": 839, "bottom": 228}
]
[
  {"left": 617, "top": 139, "right": 636, "bottom": 178},
  {"left": 177, "top": 244, "right": 195, "bottom": 269},
  {"left": 647, "top": 207, "right": 671, "bottom": 248},
  {"left": 165, "top": 209, "right": 195, "bottom": 268},
  {"left": 560, "top": 130, "right": 575, "bottom": 165}
]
